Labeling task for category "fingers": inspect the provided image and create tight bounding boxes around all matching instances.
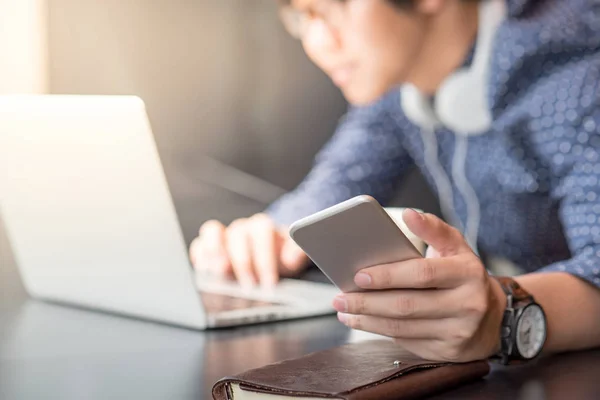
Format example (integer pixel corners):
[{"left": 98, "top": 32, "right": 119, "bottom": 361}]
[
  {"left": 402, "top": 209, "right": 471, "bottom": 257},
  {"left": 226, "top": 218, "right": 257, "bottom": 288},
  {"left": 280, "top": 235, "right": 308, "bottom": 275},
  {"left": 190, "top": 214, "right": 295, "bottom": 288},
  {"left": 337, "top": 312, "right": 445, "bottom": 340},
  {"left": 247, "top": 214, "right": 279, "bottom": 287},
  {"left": 192, "top": 220, "right": 231, "bottom": 276},
  {"left": 355, "top": 256, "right": 477, "bottom": 290},
  {"left": 333, "top": 289, "right": 457, "bottom": 319},
  {"left": 189, "top": 236, "right": 201, "bottom": 266}
]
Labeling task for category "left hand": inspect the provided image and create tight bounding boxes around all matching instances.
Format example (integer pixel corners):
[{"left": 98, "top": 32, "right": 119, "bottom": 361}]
[{"left": 333, "top": 209, "right": 507, "bottom": 362}]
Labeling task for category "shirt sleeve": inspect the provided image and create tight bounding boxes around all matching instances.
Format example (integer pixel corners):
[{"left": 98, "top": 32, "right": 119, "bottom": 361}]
[
  {"left": 536, "top": 80, "right": 600, "bottom": 289},
  {"left": 266, "top": 90, "right": 414, "bottom": 227}
]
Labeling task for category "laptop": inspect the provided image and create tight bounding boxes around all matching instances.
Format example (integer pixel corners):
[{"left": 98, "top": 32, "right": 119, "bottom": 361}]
[{"left": 0, "top": 95, "right": 338, "bottom": 329}]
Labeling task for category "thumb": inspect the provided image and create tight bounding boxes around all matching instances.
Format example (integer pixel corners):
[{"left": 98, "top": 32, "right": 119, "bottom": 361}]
[
  {"left": 280, "top": 236, "right": 307, "bottom": 272},
  {"left": 402, "top": 209, "right": 470, "bottom": 257}
]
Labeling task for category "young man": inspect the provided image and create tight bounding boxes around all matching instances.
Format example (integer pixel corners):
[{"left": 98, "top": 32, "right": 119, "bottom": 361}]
[{"left": 190, "top": 0, "right": 600, "bottom": 363}]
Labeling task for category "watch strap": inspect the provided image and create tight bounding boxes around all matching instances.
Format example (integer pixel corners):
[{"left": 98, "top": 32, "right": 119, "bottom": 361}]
[
  {"left": 491, "top": 276, "right": 534, "bottom": 364},
  {"left": 495, "top": 309, "right": 513, "bottom": 365},
  {"left": 494, "top": 276, "right": 532, "bottom": 303}
]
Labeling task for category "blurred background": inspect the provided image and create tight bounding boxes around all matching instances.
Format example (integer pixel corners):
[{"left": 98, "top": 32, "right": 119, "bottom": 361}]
[{"left": 0, "top": 0, "right": 437, "bottom": 283}]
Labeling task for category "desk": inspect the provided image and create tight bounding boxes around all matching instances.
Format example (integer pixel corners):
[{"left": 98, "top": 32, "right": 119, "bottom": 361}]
[{"left": 2, "top": 244, "right": 600, "bottom": 399}]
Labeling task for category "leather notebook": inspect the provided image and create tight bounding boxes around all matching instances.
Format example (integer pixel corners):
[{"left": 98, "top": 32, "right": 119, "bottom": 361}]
[{"left": 212, "top": 340, "right": 490, "bottom": 400}]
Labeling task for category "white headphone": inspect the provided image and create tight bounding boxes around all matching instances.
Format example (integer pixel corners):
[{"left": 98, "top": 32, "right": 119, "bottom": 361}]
[{"left": 400, "top": 0, "right": 507, "bottom": 136}]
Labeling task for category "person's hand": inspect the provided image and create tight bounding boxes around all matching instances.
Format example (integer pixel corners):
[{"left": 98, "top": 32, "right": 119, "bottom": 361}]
[
  {"left": 189, "top": 214, "right": 309, "bottom": 287},
  {"left": 333, "top": 209, "right": 506, "bottom": 362}
]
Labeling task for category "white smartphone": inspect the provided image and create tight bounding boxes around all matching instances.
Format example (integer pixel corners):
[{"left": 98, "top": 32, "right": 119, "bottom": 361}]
[{"left": 289, "top": 195, "right": 423, "bottom": 293}]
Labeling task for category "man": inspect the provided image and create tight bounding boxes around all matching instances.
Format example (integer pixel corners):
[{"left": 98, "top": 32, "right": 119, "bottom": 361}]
[{"left": 190, "top": 0, "right": 600, "bottom": 362}]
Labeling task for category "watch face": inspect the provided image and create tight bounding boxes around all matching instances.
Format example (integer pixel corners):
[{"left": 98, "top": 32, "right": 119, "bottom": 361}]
[{"left": 516, "top": 304, "right": 547, "bottom": 359}]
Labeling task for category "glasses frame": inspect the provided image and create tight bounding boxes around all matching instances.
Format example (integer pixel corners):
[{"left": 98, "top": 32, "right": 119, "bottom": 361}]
[{"left": 277, "top": 0, "right": 349, "bottom": 40}]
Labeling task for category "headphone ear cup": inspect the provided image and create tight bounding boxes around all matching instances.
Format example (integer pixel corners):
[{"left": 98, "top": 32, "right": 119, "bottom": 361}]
[
  {"left": 435, "top": 70, "right": 492, "bottom": 135},
  {"left": 401, "top": 71, "right": 492, "bottom": 136},
  {"left": 400, "top": 84, "right": 440, "bottom": 129}
]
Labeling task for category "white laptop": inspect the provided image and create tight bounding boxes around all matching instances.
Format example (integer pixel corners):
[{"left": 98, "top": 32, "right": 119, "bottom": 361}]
[{"left": 0, "top": 95, "right": 338, "bottom": 329}]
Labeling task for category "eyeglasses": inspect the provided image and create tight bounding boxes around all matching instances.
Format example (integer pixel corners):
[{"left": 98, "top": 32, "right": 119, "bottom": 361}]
[{"left": 277, "top": 0, "right": 349, "bottom": 40}]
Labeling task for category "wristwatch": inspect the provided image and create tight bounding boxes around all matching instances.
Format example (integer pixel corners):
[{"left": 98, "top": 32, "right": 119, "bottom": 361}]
[{"left": 492, "top": 277, "right": 547, "bottom": 364}]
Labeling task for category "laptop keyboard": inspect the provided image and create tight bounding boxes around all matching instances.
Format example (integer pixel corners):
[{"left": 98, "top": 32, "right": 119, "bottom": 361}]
[{"left": 200, "top": 292, "right": 282, "bottom": 314}]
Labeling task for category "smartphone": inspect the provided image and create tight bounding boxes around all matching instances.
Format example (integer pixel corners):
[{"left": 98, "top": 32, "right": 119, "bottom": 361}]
[{"left": 289, "top": 195, "right": 423, "bottom": 293}]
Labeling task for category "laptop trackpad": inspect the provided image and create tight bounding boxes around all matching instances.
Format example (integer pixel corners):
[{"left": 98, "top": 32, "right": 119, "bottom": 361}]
[
  {"left": 200, "top": 292, "right": 282, "bottom": 314},
  {"left": 195, "top": 272, "right": 338, "bottom": 309}
]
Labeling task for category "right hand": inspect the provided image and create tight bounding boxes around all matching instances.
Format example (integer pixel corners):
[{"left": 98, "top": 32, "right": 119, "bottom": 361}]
[{"left": 189, "top": 214, "right": 309, "bottom": 287}]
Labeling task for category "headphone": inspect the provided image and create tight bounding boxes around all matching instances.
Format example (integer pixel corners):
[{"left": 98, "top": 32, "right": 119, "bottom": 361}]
[{"left": 400, "top": 0, "right": 507, "bottom": 136}]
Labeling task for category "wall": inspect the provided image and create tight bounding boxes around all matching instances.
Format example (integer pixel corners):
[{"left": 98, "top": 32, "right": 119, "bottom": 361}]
[
  {"left": 47, "top": 0, "right": 350, "bottom": 242},
  {"left": 0, "top": 0, "right": 47, "bottom": 93}
]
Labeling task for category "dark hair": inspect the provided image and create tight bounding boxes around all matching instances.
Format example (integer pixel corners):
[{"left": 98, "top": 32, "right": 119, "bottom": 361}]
[
  {"left": 279, "top": 0, "right": 483, "bottom": 5},
  {"left": 388, "top": 0, "right": 414, "bottom": 8},
  {"left": 389, "top": 0, "right": 483, "bottom": 8}
]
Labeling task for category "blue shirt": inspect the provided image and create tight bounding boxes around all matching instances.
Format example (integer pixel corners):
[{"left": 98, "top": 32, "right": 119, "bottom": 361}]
[{"left": 267, "top": 0, "right": 600, "bottom": 288}]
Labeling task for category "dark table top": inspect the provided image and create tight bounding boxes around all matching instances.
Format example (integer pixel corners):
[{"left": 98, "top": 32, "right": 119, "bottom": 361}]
[{"left": 2, "top": 235, "right": 600, "bottom": 400}]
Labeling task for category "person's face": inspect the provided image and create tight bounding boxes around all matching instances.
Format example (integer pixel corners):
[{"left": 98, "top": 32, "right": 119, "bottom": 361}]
[{"left": 291, "top": 0, "right": 428, "bottom": 105}]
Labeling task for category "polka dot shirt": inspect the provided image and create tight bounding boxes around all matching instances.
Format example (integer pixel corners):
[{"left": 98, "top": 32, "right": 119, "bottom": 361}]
[{"left": 268, "top": 0, "right": 600, "bottom": 288}]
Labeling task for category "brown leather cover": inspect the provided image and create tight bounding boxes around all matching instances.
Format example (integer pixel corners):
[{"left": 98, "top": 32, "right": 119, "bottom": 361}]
[{"left": 212, "top": 340, "right": 490, "bottom": 400}]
